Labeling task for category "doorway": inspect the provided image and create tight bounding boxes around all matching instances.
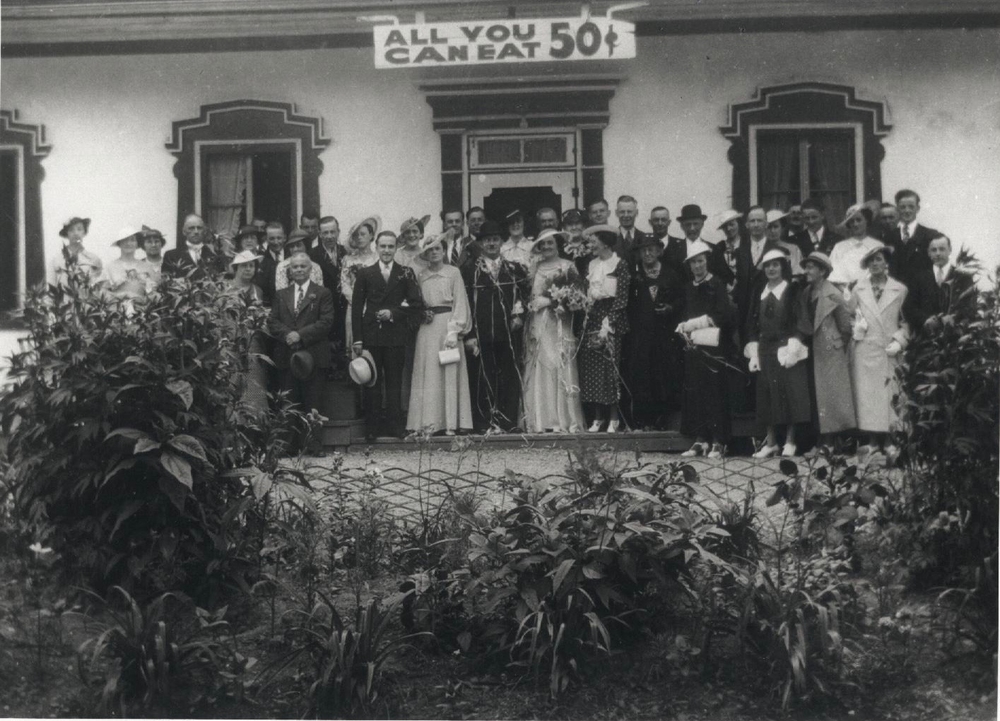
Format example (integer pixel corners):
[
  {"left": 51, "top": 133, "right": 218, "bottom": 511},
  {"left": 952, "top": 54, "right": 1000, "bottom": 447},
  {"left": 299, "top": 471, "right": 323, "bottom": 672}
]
[{"left": 470, "top": 170, "right": 576, "bottom": 238}]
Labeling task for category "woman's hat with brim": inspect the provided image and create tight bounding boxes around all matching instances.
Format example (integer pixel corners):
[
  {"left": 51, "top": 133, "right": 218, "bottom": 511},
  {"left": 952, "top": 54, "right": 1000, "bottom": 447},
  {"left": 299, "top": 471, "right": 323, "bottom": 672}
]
[
  {"left": 765, "top": 209, "right": 788, "bottom": 225},
  {"left": 581, "top": 224, "right": 617, "bottom": 237},
  {"left": 530, "top": 228, "right": 569, "bottom": 254},
  {"left": 400, "top": 215, "right": 431, "bottom": 236},
  {"left": 842, "top": 203, "right": 865, "bottom": 225},
  {"left": 802, "top": 251, "right": 833, "bottom": 274},
  {"left": 860, "top": 244, "right": 893, "bottom": 269},
  {"left": 60, "top": 217, "right": 91, "bottom": 238},
  {"left": 760, "top": 248, "right": 791, "bottom": 267},
  {"left": 678, "top": 204, "right": 707, "bottom": 222},
  {"left": 349, "top": 350, "right": 378, "bottom": 388},
  {"left": 716, "top": 210, "right": 742, "bottom": 229},
  {"left": 684, "top": 240, "right": 714, "bottom": 263},
  {"left": 290, "top": 350, "right": 315, "bottom": 381},
  {"left": 348, "top": 215, "right": 382, "bottom": 243},
  {"left": 282, "top": 229, "right": 311, "bottom": 248},
  {"left": 112, "top": 226, "right": 140, "bottom": 246},
  {"left": 230, "top": 250, "right": 262, "bottom": 268},
  {"left": 418, "top": 232, "right": 448, "bottom": 259},
  {"left": 140, "top": 225, "right": 165, "bottom": 243}
]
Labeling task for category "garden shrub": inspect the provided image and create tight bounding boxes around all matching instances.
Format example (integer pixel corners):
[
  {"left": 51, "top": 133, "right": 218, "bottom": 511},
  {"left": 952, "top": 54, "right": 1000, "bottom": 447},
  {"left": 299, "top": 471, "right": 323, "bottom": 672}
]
[{"left": 0, "top": 275, "right": 316, "bottom": 601}]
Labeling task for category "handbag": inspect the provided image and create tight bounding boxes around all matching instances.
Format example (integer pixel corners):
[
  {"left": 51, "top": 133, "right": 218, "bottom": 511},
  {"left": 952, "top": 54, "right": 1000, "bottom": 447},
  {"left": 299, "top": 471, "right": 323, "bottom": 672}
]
[
  {"left": 690, "top": 327, "right": 720, "bottom": 347},
  {"left": 438, "top": 347, "right": 461, "bottom": 366}
]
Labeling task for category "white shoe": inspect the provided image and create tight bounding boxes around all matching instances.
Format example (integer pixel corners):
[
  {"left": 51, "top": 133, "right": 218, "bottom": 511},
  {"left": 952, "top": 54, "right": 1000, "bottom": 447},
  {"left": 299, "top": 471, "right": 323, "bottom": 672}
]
[
  {"left": 681, "top": 442, "right": 705, "bottom": 458},
  {"left": 753, "top": 444, "right": 780, "bottom": 459},
  {"left": 607, "top": 421, "right": 620, "bottom": 433},
  {"left": 707, "top": 443, "right": 725, "bottom": 459},
  {"left": 588, "top": 420, "right": 604, "bottom": 433},
  {"left": 782, "top": 443, "right": 796, "bottom": 457}
]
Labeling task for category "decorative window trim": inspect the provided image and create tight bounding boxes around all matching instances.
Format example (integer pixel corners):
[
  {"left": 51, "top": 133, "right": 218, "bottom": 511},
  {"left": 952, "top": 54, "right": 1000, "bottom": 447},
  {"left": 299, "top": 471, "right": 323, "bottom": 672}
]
[
  {"left": 167, "top": 100, "right": 329, "bottom": 244},
  {"left": 0, "top": 109, "right": 50, "bottom": 327},
  {"left": 721, "top": 82, "right": 891, "bottom": 212}
]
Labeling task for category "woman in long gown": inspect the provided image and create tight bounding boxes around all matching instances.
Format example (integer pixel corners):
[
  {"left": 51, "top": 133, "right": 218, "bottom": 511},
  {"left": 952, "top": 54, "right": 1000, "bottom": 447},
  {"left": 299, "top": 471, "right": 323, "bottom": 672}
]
[
  {"left": 406, "top": 234, "right": 474, "bottom": 435},
  {"left": 848, "top": 244, "right": 909, "bottom": 453},
  {"left": 579, "top": 226, "right": 630, "bottom": 432},
  {"left": 522, "top": 229, "right": 586, "bottom": 433},
  {"left": 677, "top": 241, "right": 737, "bottom": 459},
  {"left": 227, "top": 250, "right": 267, "bottom": 417}
]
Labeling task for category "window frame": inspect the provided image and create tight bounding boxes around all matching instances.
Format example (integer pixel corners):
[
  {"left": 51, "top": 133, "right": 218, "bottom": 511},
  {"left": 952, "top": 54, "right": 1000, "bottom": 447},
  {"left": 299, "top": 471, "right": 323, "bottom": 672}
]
[{"left": 0, "top": 144, "right": 26, "bottom": 311}]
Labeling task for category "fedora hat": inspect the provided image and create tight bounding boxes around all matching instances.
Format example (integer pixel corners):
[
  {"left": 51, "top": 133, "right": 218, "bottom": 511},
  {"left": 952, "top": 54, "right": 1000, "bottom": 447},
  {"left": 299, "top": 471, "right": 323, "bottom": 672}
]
[
  {"left": 802, "top": 251, "right": 833, "bottom": 274},
  {"left": 59, "top": 217, "right": 91, "bottom": 238},
  {"left": 400, "top": 214, "right": 431, "bottom": 236},
  {"left": 716, "top": 210, "right": 742, "bottom": 229},
  {"left": 112, "top": 226, "right": 140, "bottom": 247},
  {"left": 860, "top": 244, "right": 893, "bottom": 269},
  {"left": 530, "top": 228, "right": 569, "bottom": 254},
  {"left": 477, "top": 219, "right": 504, "bottom": 240},
  {"left": 765, "top": 209, "right": 789, "bottom": 224},
  {"left": 349, "top": 349, "right": 378, "bottom": 388},
  {"left": 684, "top": 240, "right": 714, "bottom": 263},
  {"left": 677, "top": 204, "right": 707, "bottom": 222},
  {"left": 230, "top": 250, "right": 262, "bottom": 268},
  {"left": 290, "top": 350, "right": 316, "bottom": 381},
  {"left": 283, "top": 229, "right": 311, "bottom": 248}
]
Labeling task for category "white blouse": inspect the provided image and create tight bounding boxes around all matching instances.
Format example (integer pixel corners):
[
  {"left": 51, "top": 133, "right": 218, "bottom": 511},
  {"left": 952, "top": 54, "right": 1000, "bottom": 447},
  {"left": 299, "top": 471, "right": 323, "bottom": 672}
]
[{"left": 587, "top": 253, "right": 619, "bottom": 301}]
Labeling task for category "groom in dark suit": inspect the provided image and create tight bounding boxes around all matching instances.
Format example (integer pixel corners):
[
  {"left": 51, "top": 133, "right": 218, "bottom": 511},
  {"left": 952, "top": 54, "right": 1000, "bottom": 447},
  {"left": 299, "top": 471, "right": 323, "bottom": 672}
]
[{"left": 351, "top": 231, "right": 424, "bottom": 440}]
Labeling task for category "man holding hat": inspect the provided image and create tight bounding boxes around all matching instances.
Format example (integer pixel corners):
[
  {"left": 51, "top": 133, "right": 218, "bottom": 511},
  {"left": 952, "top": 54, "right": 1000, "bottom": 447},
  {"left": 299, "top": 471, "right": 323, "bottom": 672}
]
[
  {"left": 162, "top": 213, "right": 222, "bottom": 280},
  {"left": 352, "top": 231, "right": 424, "bottom": 440},
  {"left": 268, "top": 252, "right": 336, "bottom": 452},
  {"left": 275, "top": 229, "right": 323, "bottom": 293},
  {"left": 463, "top": 219, "right": 530, "bottom": 432}
]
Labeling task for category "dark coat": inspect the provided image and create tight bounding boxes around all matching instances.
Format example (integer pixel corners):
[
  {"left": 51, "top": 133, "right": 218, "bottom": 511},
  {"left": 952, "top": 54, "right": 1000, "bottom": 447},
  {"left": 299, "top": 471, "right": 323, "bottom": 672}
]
[
  {"left": 351, "top": 262, "right": 424, "bottom": 347},
  {"left": 161, "top": 246, "right": 223, "bottom": 281},
  {"left": 733, "top": 238, "right": 782, "bottom": 342},
  {"left": 795, "top": 225, "right": 840, "bottom": 255},
  {"left": 446, "top": 236, "right": 481, "bottom": 269},
  {"left": 257, "top": 250, "right": 283, "bottom": 306},
  {"left": 886, "top": 223, "right": 939, "bottom": 288},
  {"left": 462, "top": 256, "right": 530, "bottom": 344},
  {"left": 267, "top": 282, "right": 336, "bottom": 369},
  {"left": 309, "top": 244, "right": 349, "bottom": 343},
  {"left": 903, "top": 265, "right": 976, "bottom": 329},
  {"left": 614, "top": 228, "right": 650, "bottom": 269}
]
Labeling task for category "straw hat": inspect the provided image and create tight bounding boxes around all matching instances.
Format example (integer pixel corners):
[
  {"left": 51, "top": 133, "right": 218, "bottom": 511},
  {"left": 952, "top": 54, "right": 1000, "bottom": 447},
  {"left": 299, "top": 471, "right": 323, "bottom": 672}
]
[
  {"left": 684, "top": 240, "right": 714, "bottom": 262},
  {"left": 400, "top": 215, "right": 431, "bottom": 236},
  {"left": 112, "top": 226, "right": 140, "bottom": 247},
  {"left": 530, "top": 228, "right": 569, "bottom": 254},
  {"left": 229, "top": 250, "right": 262, "bottom": 268},
  {"left": 716, "top": 210, "right": 742, "bottom": 229},
  {"left": 349, "top": 350, "right": 378, "bottom": 388},
  {"left": 860, "top": 244, "right": 893, "bottom": 268},
  {"left": 765, "top": 210, "right": 788, "bottom": 224},
  {"left": 801, "top": 251, "right": 833, "bottom": 274},
  {"left": 760, "top": 248, "right": 790, "bottom": 266}
]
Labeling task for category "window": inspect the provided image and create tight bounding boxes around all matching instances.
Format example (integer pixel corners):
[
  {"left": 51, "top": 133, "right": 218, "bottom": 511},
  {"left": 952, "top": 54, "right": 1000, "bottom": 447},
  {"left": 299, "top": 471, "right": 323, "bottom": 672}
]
[
  {"left": 470, "top": 132, "right": 574, "bottom": 169},
  {"left": 0, "top": 109, "right": 49, "bottom": 325},
  {"left": 167, "top": 100, "right": 329, "bottom": 246},
  {"left": 721, "top": 82, "right": 891, "bottom": 227},
  {"left": 755, "top": 127, "right": 858, "bottom": 225}
]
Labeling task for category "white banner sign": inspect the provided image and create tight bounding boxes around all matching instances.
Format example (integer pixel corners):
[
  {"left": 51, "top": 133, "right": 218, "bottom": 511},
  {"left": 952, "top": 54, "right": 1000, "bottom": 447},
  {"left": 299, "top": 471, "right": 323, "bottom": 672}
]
[{"left": 373, "top": 17, "right": 636, "bottom": 69}]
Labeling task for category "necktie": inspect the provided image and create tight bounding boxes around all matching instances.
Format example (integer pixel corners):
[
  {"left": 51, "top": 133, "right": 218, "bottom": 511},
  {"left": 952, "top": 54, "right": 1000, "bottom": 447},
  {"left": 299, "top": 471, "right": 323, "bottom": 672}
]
[
  {"left": 902, "top": 225, "right": 910, "bottom": 242},
  {"left": 192, "top": 247, "right": 201, "bottom": 264},
  {"left": 936, "top": 266, "right": 944, "bottom": 285},
  {"left": 452, "top": 241, "right": 461, "bottom": 264},
  {"left": 382, "top": 263, "right": 391, "bottom": 282},
  {"left": 294, "top": 285, "right": 304, "bottom": 312}
]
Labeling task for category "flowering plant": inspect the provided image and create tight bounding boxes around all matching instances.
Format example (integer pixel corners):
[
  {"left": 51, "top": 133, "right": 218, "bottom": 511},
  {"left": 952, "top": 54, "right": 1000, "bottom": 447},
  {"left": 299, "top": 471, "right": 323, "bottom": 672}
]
[{"left": 541, "top": 269, "right": 591, "bottom": 313}]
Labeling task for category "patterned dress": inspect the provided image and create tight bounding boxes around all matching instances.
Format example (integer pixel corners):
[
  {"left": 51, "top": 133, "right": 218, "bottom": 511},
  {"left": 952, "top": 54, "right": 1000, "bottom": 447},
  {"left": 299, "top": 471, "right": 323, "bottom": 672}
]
[{"left": 579, "top": 254, "right": 630, "bottom": 405}]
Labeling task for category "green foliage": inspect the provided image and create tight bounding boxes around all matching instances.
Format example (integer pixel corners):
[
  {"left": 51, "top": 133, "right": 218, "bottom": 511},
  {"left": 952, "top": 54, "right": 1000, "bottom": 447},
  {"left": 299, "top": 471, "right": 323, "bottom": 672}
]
[
  {"left": 459, "top": 459, "right": 731, "bottom": 697},
  {"left": 0, "top": 274, "right": 317, "bottom": 600},
  {"left": 76, "top": 585, "right": 252, "bottom": 716}
]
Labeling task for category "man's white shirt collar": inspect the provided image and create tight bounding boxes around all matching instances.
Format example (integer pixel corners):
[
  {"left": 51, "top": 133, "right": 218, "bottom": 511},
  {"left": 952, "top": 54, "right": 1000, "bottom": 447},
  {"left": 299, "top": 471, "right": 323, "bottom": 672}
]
[
  {"left": 761, "top": 280, "right": 788, "bottom": 300},
  {"left": 295, "top": 280, "right": 311, "bottom": 295},
  {"left": 899, "top": 220, "right": 919, "bottom": 239},
  {"left": 935, "top": 262, "right": 952, "bottom": 282}
]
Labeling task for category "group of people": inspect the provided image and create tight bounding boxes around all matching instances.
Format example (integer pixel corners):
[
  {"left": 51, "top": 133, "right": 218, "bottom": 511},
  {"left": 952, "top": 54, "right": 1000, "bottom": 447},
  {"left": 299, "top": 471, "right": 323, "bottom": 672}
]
[{"left": 50, "top": 186, "right": 974, "bottom": 455}]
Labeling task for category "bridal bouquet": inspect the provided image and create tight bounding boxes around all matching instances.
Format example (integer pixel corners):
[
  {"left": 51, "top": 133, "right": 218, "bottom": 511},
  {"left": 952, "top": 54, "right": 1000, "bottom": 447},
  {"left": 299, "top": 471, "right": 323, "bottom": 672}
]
[{"left": 542, "top": 269, "right": 591, "bottom": 313}]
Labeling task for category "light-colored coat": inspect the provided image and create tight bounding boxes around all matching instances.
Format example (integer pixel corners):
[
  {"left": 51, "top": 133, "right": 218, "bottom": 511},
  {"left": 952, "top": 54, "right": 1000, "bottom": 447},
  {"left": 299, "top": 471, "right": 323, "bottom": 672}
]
[
  {"left": 802, "top": 280, "right": 856, "bottom": 433},
  {"left": 848, "top": 276, "right": 909, "bottom": 433}
]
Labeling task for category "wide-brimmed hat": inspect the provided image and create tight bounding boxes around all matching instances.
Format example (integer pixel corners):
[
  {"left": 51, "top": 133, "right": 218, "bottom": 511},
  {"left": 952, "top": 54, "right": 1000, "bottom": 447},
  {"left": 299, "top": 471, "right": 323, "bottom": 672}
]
[
  {"left": 760, "top": 248, "right": 791, "bottom": 266},
  {"left": 400, "top": 215, "right": 431, "bottom": 236},
  {"left": 860, "top": 244, "right": 893, "bottom": 268},
  {"left": 530, "top": 228, "right": 569, "bottom": 253},
  {"left": 581, "top": 224, "right": 617, "bottom": 237},
  {"left": 112, "top": 226, "right": 140, "bottom": 247},
  {"left": 843, "top": 203, "right": 866, "bottom": 225},
  {"left": 59, "top": 217, "right": 91, "bottom": 238},
  {"left": 235, "top": 224, "right": 259, "bottom": 241},
  {"left": 678, "top": 204, "right": 707, "bottom": 222},
  {"left": 477, "top": 220, "right": 504, "bottom": 240},
  {"left": 765, "top": 209, "right": 789, "bottom": 224},
  {"left": 418, "top": 233, "right": 448, "bottom": 258},
  {"left": 716, "top": 210, "right": 742, "bottom": 229},
  {"left": 801, "top": 251, "right": 833, "bottom": 274},
  {"left": 348, "top": 215, "right": 382, "bottom": 242},
  {"left": 230, "top": 250, "right": 262, "bottom": 268},
  {"left": 139, "top": 225, "right": 165, "bottom": 243},
  {"left": 283, "top": 229, "right": 311, "bottom": 248},
  {"left": 349, "top": 350, "right": 378, "bottom": 388},
  {"left": 290, "top": 350, "right": 315, "bottom": 381},
  {"left": 684, "top": 240, "right": 714, "bottom": 262}
]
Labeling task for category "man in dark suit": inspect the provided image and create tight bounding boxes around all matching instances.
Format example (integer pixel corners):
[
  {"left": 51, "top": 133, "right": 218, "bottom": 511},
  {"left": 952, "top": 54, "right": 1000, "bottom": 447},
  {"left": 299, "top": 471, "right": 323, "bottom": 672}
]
[
  {"left": 886, "top": 189, "right": 939, "bottom": 288},
  {"left": 162, "top": 214, "right": 223, "bottom": 280},
  {"left": 462, "top": 220, "right": 530, "bottom": 432},
  {"left": 441, "top": 209, "right": 479, "bottom": 268},
  {"left": 903, "top": 234, "right": 976, "bottom": 332},
  {"left": 309, "top": 215, "right": 348, "bottom": 347},
  {"left": 613, "top": 195, "right": 648, "bottom": 267},
  {"left": 793, "top": 198, "right": 839, "bottom": 255},
  {"left": 649, "top": 206, "right": 684, "bottom": 253},
  {"left": 666, "top": 204, "right": 734, "bottom": 286},
  {"left": 257, "top": 222, "right": 287, "bottom": 306},
  {"left": 352, "top": 231, "right": 424, "bottom": 440},
  {"left": 268, "top": 252, "right": 336, "bottom": 451}
]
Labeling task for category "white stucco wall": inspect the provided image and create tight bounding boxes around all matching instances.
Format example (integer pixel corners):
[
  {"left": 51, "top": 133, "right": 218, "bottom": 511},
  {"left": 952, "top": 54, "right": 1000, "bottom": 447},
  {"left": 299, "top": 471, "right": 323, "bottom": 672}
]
[{"left": 2, "top": 26, "right": 999, "bottom": 369}]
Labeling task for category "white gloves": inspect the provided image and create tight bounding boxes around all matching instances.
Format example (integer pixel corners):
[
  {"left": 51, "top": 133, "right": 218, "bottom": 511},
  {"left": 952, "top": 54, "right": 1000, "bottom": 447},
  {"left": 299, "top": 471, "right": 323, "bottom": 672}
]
[
  {"left": 676, "top": 315, "right": 712, "bottom": 335},
  {"left": 748, "top": 356, "right": 761, "bottom": 373},
  {"left": 886, "top": 340, "right": 902, "bottom": 357},
  {"left": 744, "top": 341, "right": 760, "bottom": 373}
]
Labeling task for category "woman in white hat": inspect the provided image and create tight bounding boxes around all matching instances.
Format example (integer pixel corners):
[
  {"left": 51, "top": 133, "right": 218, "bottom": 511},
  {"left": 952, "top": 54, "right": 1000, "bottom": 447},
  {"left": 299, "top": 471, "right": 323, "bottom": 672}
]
[
  {"left": 765, "top": 209, "right": 804, "bottom": 276},
  {"left": 798, "top": 252, "right": 856, "bottom": 446},
  {"left": 405, "top": 233, "right": 474, "bottom": 436},
  {"left": 829, "top": 205, "right": 882, "bottom": 287},
  {"left": 745, "top": 248, "right": 812, "bottom": 458},
  {"left": 341, "top": 215, "right": 381, "bottom": 346},
  {"left": 49, "top": 216, "right": 103, "bottom": 287},
  {"left": 522, "top": 228, "right": 586, "bottom": 433},
  {"left": 395, "top": 215, "right": 430, "bottom": 272},
  {"left": 227, "top": 250, "right": 267, "bottom": 416},
  {"left": 847, "top": 244, "right": 908, "bottom": 453},
  {"left": 105, "top": 228, "right": 151, "bottom": 302},
  {"left": 676, "top": 241, "right": 737, "bottom": 458}
]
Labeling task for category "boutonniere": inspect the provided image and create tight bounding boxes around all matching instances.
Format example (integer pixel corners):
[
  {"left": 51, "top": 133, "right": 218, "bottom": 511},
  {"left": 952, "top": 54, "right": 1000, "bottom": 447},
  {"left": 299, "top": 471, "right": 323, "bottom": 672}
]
[{"left": 307, "top": 292, "right": 317, "bottom": 301}]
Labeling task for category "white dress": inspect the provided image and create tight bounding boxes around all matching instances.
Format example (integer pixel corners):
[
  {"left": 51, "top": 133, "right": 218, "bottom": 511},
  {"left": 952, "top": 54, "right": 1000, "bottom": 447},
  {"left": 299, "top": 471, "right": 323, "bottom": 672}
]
[
  {"left": 522, "top": 259, "right": 586, "bottom": 433},
  {"left": 829, "top": 236, "right": 881, "bottom": 286}
]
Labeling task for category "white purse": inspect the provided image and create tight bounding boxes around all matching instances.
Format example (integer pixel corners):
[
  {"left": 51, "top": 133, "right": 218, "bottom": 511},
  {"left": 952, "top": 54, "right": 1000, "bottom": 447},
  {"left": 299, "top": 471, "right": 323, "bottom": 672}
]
[
  {"left": 690, "top": 327, "right": 720, "bottom": 347},
  {"left": 438, "top": 347, "right": 461, "bottom": 366}
]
